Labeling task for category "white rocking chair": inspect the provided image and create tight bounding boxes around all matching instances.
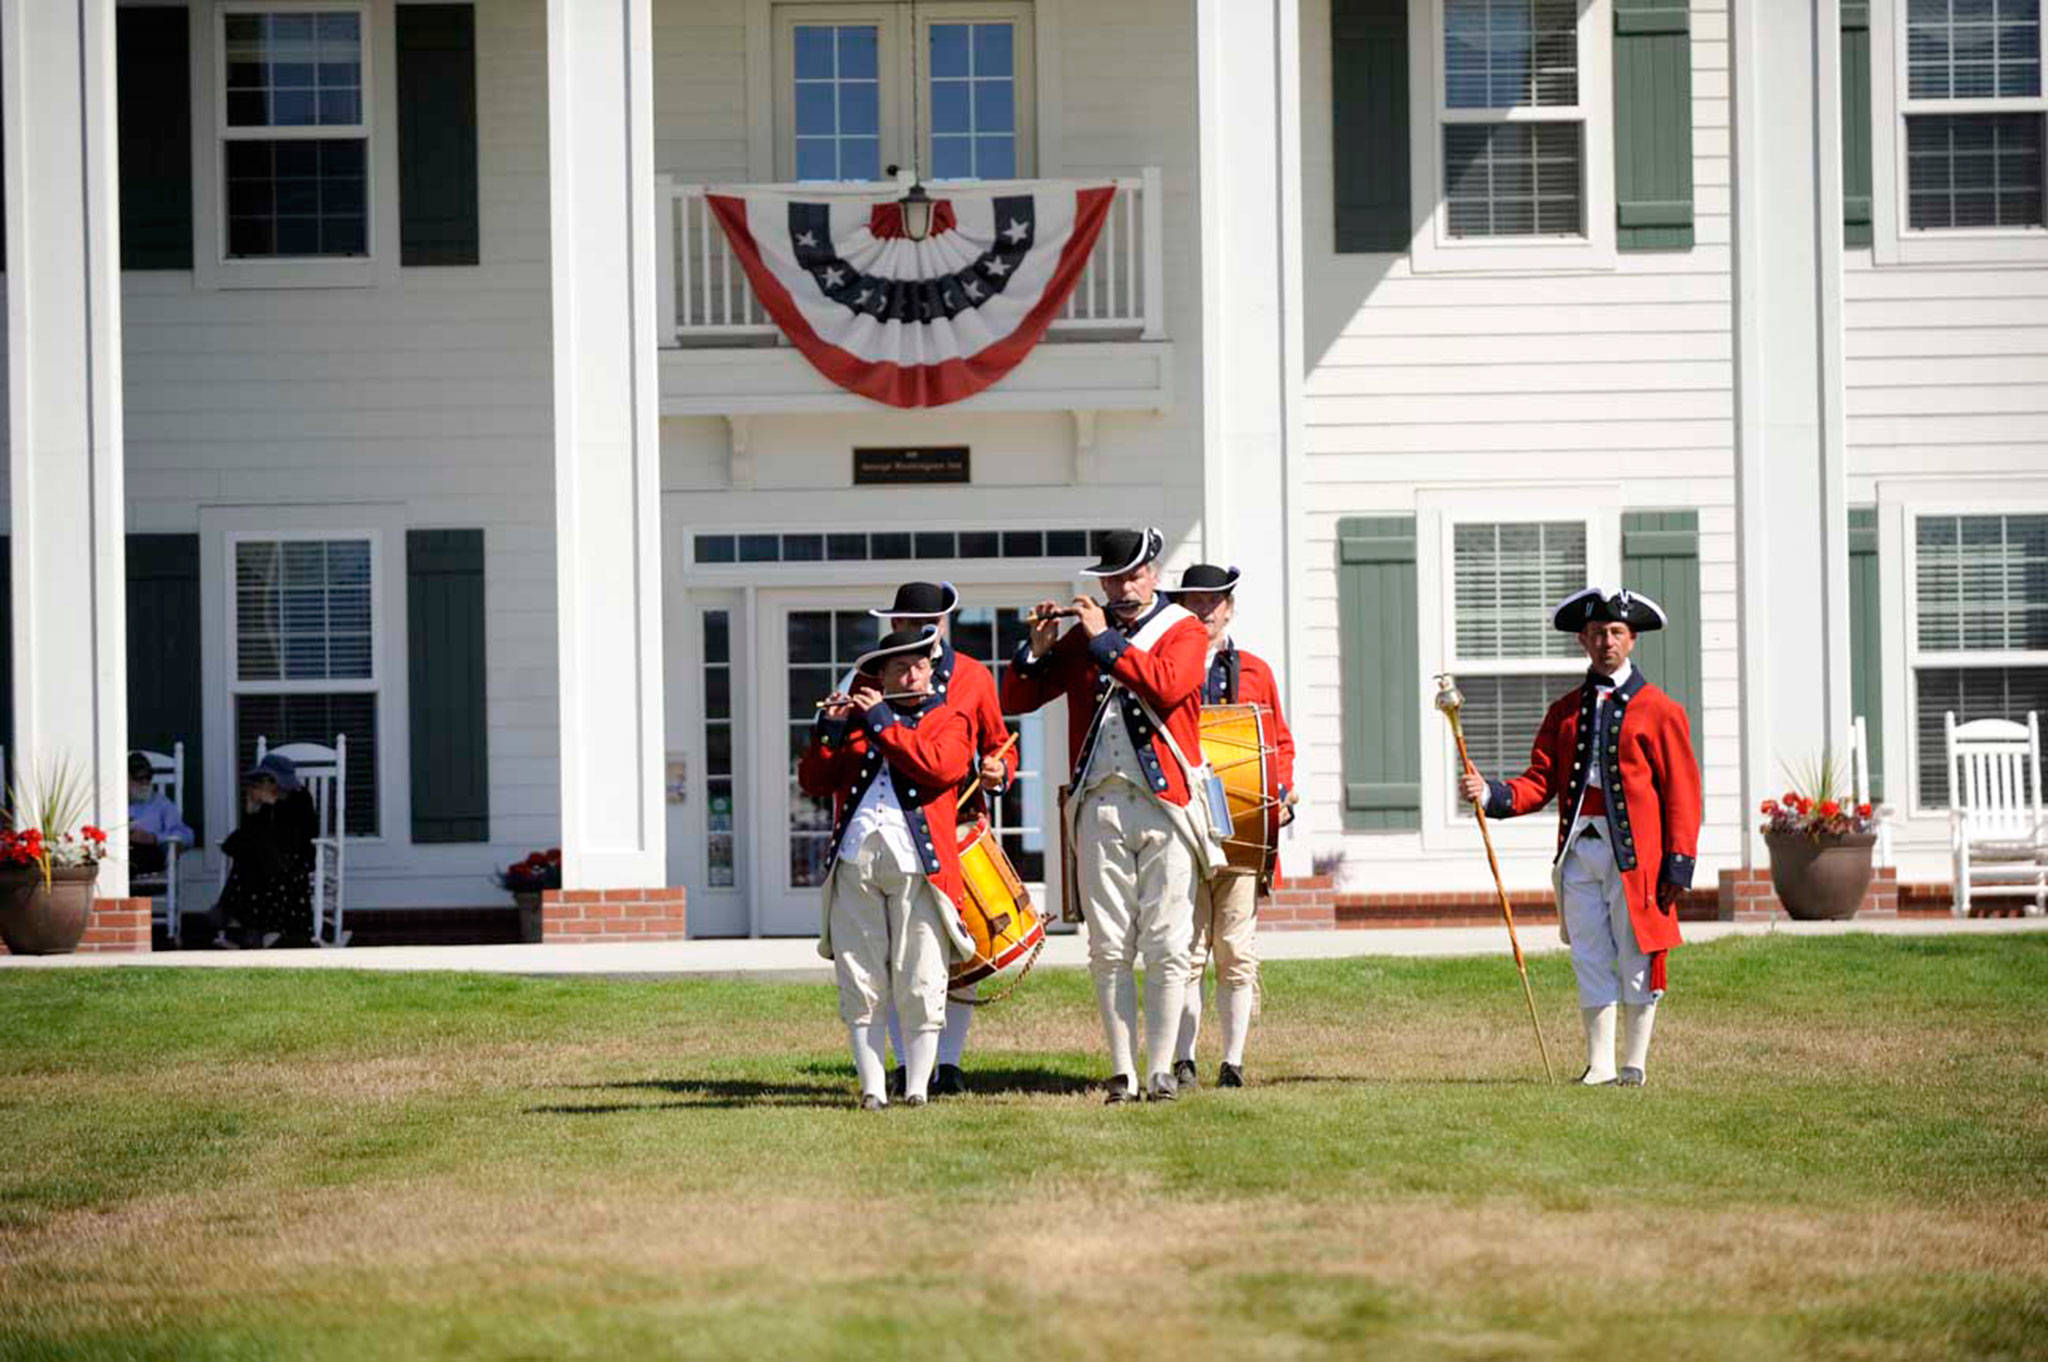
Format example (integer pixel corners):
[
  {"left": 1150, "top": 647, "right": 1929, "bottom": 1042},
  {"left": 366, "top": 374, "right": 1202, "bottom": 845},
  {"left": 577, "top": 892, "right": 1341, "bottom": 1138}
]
[
  {"left": 1945, "top": 711, "right": 2048, "bottom": 918},
  {"left": 255, "top": 734, "right": 350, "bottom": 946},
  {"left": 132, "top": 743, "right": 189, "bottom": 940}
]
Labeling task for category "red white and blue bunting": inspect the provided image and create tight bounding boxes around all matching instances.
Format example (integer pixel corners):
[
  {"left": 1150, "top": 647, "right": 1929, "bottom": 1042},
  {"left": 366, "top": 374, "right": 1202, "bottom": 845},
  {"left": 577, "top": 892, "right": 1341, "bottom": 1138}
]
[{"left": 707, "top": 183, "right": 1116, "bottom": 409}]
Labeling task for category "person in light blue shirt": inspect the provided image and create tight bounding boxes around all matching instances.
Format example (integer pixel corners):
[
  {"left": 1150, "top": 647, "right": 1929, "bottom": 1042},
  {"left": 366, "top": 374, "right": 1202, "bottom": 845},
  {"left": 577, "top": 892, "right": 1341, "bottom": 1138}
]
[{"left": 127, "top": 750, "right": 193, "bottom": 877}]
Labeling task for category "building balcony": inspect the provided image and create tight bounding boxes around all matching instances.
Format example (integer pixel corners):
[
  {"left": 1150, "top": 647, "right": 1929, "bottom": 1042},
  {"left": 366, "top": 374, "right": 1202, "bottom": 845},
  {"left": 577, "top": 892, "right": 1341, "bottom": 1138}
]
[{"left": 653, "top": 170, "right": 1175, "bottom": 418}]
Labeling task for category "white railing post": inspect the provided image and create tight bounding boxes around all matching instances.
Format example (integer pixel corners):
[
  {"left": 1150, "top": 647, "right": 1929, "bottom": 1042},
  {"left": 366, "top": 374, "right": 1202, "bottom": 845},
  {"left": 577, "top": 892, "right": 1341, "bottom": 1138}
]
[
  {"left": 654, "top": 174, "right": 678, "bottom": 346},
  {"left": 1141, "top": 165, "right": 1166, "bottom": 340}
]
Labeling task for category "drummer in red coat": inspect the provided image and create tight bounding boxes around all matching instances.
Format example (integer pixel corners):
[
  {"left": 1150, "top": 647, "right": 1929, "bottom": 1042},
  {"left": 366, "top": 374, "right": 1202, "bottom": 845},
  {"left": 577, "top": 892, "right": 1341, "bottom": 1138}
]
[
  {"left": 800, "top": 626, "right": 977, "bottom": 1109},
  {"left": 1159, "top": 564, "right": 1296, "bottom": 1090},
  {"left": 1459, "top": 587, "right": 1702, "bottom": 1088},
  {"left": 871, "top": 581, "right": 1018, "bottom": 1098},
  {"left": 1001, "top": 527, "right": 1223, "bottom": 1103}
]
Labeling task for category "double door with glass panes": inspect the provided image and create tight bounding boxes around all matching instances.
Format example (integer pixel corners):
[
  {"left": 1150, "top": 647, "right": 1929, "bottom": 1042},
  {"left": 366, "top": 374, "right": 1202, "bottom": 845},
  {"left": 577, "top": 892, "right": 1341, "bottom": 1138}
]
[{"left": 675, "top": 585, "right": 1066, "bottom": 937}]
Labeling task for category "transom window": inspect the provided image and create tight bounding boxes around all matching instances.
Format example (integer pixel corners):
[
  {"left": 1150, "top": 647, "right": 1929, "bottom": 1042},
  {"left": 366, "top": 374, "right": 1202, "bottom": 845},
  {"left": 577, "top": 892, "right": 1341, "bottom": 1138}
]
[
  {"left": 1898, "top": 0, "right": 2046, "bottom": 231},
  {"left": 229, "top": 535, "right": 380, "bottom": 836},
  {"left": 775, "top": 3, "right": 1034, "bottom": 183},
  {"left": 1911, "top": 513, "right": 2048, "bottom": 808},
  {"left": 218, "top": 6, "right": 370, "bottom": 258},
  {"left": 1448, "top": 521, "right": 1589, "bottom": 805},
  {"left": 1440, "top": 0, "right": 1586, "bottom": 238}
]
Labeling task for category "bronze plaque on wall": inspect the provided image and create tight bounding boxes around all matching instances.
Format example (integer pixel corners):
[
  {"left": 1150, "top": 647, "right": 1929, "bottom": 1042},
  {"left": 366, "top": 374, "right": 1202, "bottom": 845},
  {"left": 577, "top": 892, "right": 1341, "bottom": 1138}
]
[{"left": 853, "top": 446, "right": 970, "bottom": 485}]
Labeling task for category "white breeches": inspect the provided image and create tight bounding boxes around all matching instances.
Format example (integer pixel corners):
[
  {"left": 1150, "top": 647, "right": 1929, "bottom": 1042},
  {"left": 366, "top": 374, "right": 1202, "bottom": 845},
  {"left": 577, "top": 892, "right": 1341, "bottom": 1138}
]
[
  {"left": 1192, "top": 870, "right": 1260, "bottom": 989},
  {"left": 1558, "top": 830, "right": 1659, "bottom": 1009},
  {"left": 828, "top": 838, "right": 951, "bottom": 1034},
  {"left": 1076, "top": 782, "right": 1196, "bottom": 988}
]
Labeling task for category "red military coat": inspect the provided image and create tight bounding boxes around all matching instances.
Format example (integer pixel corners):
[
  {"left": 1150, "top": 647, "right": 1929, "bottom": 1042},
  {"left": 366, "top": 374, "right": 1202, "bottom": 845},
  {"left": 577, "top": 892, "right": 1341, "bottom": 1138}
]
[
  {"left": 1204, "top": 643, "right": 1296, "bottom": 798},
  {"left": 934, "top": 644, "right": 1017, "bottom": 821},
  {"left": 999, "top": 597, "right": 1208, "bottom": 805},
  {"left": 1484, "top": 667, "right": 1702, "bottom": 958},
  {"left": 797, "top": 687, "right": 976, "bottom": 913}
]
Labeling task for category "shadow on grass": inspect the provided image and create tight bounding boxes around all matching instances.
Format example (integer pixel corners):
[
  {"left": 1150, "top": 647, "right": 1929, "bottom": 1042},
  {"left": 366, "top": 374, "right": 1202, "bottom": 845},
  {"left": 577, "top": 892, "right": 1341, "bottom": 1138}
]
[
  {"left": 529, "top": 1076, "right": 851, "bottom": 1113},
  {"left": 1259, "top": 1074, "right": 1547, "bottom": 1089}
]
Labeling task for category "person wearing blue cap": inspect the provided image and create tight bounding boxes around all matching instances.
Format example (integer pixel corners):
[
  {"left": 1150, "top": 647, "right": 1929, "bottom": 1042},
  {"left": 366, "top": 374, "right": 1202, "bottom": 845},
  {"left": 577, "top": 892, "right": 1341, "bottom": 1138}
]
[{"left": 194, "top": 753, "right": 319, "bottom": 949}]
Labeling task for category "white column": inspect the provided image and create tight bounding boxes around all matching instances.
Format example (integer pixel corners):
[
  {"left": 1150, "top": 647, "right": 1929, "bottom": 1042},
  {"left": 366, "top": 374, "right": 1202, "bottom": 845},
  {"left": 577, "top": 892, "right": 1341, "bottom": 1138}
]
[
  {"left": 1196, "top": 0, "right": 1310, "bottom": 870},
  {"left": 547, "top": 0, "right": 666, "bottom": 890},
  {"left": 2, "top": 1, "right": 128, "bottom": 895},
  {"left": 1730, "top": 0, "right": 1852, "bottom": 867}
]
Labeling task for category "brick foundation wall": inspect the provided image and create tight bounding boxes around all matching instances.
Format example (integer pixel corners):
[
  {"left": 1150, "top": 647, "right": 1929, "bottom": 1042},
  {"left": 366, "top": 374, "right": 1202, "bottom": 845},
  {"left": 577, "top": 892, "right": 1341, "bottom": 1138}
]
[
  {"left": 541, "top": 886, "right": 687, "bottom": 942},
  {"left": 0, "top": 895, "right": 154, "bottom": 956},
  {"left": 1262, "top": 876, "right": 1338, "bottom": 931}
]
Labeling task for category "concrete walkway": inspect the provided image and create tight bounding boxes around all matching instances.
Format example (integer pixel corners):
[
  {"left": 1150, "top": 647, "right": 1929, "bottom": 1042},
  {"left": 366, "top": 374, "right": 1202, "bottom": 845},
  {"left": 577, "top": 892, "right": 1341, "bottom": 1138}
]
[{"left": 2, "top": 915, "right": 2041, "bottom": 982}]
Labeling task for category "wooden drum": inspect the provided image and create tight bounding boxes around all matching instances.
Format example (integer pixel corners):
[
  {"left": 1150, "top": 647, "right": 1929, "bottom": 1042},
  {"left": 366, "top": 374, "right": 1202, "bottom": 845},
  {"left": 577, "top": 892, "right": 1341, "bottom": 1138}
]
[
  {"left": 1199, "top": 703, "right": 1279, "bottom": 890},
  {"left": 950, "top": 818, "right": 1045, "bottom": 999}
]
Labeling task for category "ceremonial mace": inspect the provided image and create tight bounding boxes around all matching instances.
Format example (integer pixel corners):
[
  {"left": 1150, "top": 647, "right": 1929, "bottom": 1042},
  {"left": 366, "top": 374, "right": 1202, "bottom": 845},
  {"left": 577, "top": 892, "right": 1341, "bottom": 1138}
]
[{"left": 1433, "top": 674, "right": 1556, "bottom": 1083}]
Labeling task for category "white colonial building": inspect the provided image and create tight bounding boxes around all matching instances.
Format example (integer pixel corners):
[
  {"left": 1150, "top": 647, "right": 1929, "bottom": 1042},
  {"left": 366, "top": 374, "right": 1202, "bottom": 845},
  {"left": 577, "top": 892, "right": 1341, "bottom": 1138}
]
[{"left": 2, "top": 0, "right": 2043, "bottom": 938}]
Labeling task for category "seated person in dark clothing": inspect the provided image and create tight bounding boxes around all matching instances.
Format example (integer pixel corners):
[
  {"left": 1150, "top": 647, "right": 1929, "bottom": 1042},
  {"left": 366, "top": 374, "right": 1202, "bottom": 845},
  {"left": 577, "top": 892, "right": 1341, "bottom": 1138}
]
[
  {"left": 193, "top": 754, "right": 318, "bottom": 949},
  {"left": 127, "top": 751, "right": 195, "bottom": 878}
]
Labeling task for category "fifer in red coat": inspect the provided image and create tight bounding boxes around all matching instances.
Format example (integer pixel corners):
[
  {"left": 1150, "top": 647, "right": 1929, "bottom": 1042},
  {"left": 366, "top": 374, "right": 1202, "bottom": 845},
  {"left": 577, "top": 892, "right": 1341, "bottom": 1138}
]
[
  {"left": 1484, "top": 667, "right": 1703, "bottom": 965},
  {"left": 999, "top": 597, "right": 1208, "bottom": 804},
  {"left": 797, "top": 685, "right": 976, "bottom": 918}
]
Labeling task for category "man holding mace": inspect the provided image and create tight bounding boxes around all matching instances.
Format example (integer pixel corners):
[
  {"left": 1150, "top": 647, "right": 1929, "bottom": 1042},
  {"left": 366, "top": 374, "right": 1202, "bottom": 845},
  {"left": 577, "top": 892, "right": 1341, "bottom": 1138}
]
[
  {"left": 871, "top": 581, "right": 1018, "bottom": 1098},
  {"left": 1458, "top": 588, "right": 1702, "bottom": 1087},
  {"left": 1160, "top": 563, "right": 1296, "bottom": 1090},
  {"left": 1001, "top": 528, "right": 1220, "bottom": 1103}
]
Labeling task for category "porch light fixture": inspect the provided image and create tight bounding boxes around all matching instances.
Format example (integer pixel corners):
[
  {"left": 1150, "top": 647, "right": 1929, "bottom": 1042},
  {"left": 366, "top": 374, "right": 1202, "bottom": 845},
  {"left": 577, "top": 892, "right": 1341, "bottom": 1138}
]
[{"left": 898, "top": 181, "right": 936, "bottom": 242}]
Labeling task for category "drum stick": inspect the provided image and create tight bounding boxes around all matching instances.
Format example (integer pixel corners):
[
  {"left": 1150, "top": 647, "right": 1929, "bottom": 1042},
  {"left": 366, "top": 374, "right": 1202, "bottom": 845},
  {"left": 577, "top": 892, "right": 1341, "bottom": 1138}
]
[
  {"left": 956, "top": 731, "right": 1022, "bottom": 812},
  {"left": 1434, "top": 674, "right": 1557, "bottom": 1084}
]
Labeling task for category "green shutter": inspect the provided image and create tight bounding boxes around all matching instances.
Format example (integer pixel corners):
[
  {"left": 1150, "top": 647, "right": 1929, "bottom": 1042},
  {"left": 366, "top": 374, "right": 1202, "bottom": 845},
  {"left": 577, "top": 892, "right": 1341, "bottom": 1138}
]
[
  {"left": 117, "top": 6, "right": 193, "bottom": 271},
  {"left": 397, "top": 4, "right": 480, "bottom": 267},
  {"left": 1338, "top": 516, "right": 1421, "bottom": 830},
  {"left": 1842, "top": 4, "right": 1874, "bottom": 246},
  {"left": 1848, "top": 506, "right": 1884, "bottom": 799},
  {"left": 408, "top": 529, "right": 489, "bottom": 843},
  {"left": 1622, "top": 511, "right": 1702, "bottom": 739},
  {"left": 1613, "top": 0, "right": 1694, "bottom": 251},
  {"left": 126, "top": 535, "right": 205, "bottom": 839},
  {"left": 1332, "top": 0, "right": 1411, "bottom": 254}
]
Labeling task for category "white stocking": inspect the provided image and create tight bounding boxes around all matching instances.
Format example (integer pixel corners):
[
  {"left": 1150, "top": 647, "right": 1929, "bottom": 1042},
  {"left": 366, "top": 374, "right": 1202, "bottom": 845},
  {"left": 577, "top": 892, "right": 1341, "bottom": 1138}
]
[
  {"left": 1175, "top": 966, "right": 1208, "bottom": 1064},
  {"left": 903, "top": 1030, "right": 939, "bottom": 1101},
  {"left": 938, "top": 998, "right": 973, "bottom": 1067},
  {"left": 1092, "top": 969, "right": 1137, "bottom": 1081},
  {"left": 1580, "top": 1005, "right": 1617, "bottom": 1085},
  {"left": 1621, "top": 1001, "right": 1657, "bottom": 1074},
  {"left": 1143, "top": 967, "right": 1187, "bottom": 1081},
  {"left": 849, "top": 1022, "right": 889, "bottom": 1102},
  {"left": 1218, "top": 984, "right": 1254, "bottom": 1066}
]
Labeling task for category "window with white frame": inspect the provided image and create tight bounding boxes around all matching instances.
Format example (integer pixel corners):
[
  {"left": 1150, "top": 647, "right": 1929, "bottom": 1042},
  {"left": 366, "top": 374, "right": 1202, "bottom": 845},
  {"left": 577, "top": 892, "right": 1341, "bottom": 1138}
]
[
  {"left": 1440, "top": 0, "right": 1585, "bottom": 238},
  {"left": 1899, "top": 0, "right": 2045, "bottom": 232},
  {"left": 219, "top": 6, "right": 370, "bottom": 258},
  {"left": 777, "top": 3, "right": 1033, "bottom": 183},
  {"left": 1448, "top": 521, "right": 1588, "bottom": 806},
  {"left": 1910, "top": 513, "right": 2048, "bottom": 809},
  {"left": 230, "top": 536, "right": 380, "bottom": 836}
]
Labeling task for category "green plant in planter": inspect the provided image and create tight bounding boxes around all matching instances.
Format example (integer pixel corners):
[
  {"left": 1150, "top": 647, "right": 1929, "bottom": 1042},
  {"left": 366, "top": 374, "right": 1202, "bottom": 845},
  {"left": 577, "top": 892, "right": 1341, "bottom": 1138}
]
[
  {"left": 0, "top": 758, "right": 114, "bottom": 954},
  {"left": 1758, "top": 754, "right": 1882, "bottom": 920}
]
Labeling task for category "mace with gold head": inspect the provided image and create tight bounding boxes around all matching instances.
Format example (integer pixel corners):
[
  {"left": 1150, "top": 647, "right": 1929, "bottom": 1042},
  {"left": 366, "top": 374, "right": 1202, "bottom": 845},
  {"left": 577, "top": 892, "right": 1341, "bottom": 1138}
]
[{"left": 1434, "top": 673, "right": 1556, "bottom": 1083}]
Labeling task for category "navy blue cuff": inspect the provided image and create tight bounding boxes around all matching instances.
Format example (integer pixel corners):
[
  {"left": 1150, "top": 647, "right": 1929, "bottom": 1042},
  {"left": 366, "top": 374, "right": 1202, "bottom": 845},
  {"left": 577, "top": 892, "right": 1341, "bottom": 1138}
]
[
  {"left": 1088, "top": 627, "right": 1130, "bottom": 668},
  {"left": 813, "top": 715, "right": 850, "bottom": 745},
  {"left": 1011, "top": 640, "right": 1046, "bottom": 676},
  {"left": 861, "top": 705, "right": 899, "bottom": 737},
  {"left": 1484, "top": 780, "right": 1515, "bottom": 820},
  {"left": 1660, "top": 852, "right": 1695, "bottom": 890}
]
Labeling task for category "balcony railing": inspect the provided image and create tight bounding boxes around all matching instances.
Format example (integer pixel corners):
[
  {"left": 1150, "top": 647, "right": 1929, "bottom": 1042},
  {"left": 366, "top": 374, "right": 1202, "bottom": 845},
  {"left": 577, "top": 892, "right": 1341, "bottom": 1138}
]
[{"left": 655, "top": 169, "right": 1165, "bottom": 348}]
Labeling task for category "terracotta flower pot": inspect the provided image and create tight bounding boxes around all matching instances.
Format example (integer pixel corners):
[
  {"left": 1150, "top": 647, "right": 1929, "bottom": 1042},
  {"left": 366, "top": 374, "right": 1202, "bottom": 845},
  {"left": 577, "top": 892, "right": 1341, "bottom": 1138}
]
[
  {"left": 1764, "top": 830, "right": 1876, "bottom": 920},
  {"left": 0, "top": 863, "right": 101, "bottom": 955},
  {"left": 512, "top": 890, "right": 544, "bottom": 944}
]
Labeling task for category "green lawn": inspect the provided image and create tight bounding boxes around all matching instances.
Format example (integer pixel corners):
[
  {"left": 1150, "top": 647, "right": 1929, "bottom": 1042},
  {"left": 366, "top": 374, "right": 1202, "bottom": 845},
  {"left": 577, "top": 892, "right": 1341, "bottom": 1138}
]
[{"left": 2, "top": 934, "right": 2045, "bottom": 1360}]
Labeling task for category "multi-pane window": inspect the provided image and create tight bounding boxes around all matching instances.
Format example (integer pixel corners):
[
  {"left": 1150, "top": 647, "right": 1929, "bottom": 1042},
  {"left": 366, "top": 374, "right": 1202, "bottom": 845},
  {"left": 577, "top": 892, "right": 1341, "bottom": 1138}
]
[
  {"left": 220, "top": 8, "right": 370, "bottom": 258},
  {"left": 702, "top": 612, "right": 739, "bottom": 890},
  {"left": 778, "top": 5, "right": 1032, "bottom": 183},
  {"left": 1440, "top": 0, "right": 1585, "bottom": 238},
  {"left": 231, "top": 537, "right": 379, "bottom": 836},
  {"left": 1911, "top": 513, "right": 2048, "bottom": 807},
  {"left": 1900, "top": 0, "right": 2046, "bottom": 231},
  {"left": 1449, "top": 521, "right": 1589, "bottom": 798},
  {"left": 785, "top": 610, "right": 882, "bottom": 888}
]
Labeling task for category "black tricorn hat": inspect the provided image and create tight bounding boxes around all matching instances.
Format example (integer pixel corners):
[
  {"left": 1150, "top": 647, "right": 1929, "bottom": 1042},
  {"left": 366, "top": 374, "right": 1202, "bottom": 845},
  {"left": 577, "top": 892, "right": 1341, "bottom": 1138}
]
[
  {"left": 1080, "top": 527, "right": 1164, "bottom": 577},
  {"left": 1159, "top": 563, "right": 1240, "bottom": 596},
  {"left": 1551, "top": 586, "right": 1667, "bottom": 634},
  {"left": 853, "top": 624, "right": 943, "bottom": 673},
  {"left": 870, "top": 580, "right": 960, "bottom": 619}
]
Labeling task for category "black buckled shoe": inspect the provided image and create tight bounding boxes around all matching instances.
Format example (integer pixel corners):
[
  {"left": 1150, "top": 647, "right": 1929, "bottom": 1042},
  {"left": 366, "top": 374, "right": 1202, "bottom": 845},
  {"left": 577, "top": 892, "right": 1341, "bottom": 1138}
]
[
  {"left": 1145, "top": 1072, "right": 1178, "bottom": 1102},
  {"left": 933, "top": 1063, "right": 968, "bottom": 1097},
  {"left": 1171, "top": 1059, "right": 1199, "bottom": 1091},
  {"left": 1217, "top": 1062, "right": 1245, "bottom": 1088},
  {"left": 1616, "top": 1067, "right": 1646, "bottom": 1088},
  {"left": 1103, "top": 1074, "right": 1138, "bottom": 1105},
  {"left": 859, "top": 1093, "right": 886, "bottom": 1112}
]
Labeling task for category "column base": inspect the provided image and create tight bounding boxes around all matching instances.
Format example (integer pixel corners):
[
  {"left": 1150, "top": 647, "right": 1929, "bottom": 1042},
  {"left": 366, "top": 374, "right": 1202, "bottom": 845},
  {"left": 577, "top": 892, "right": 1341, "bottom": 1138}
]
[{"left": 541, "top": 887, "right": 687, "bottom": 942}]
